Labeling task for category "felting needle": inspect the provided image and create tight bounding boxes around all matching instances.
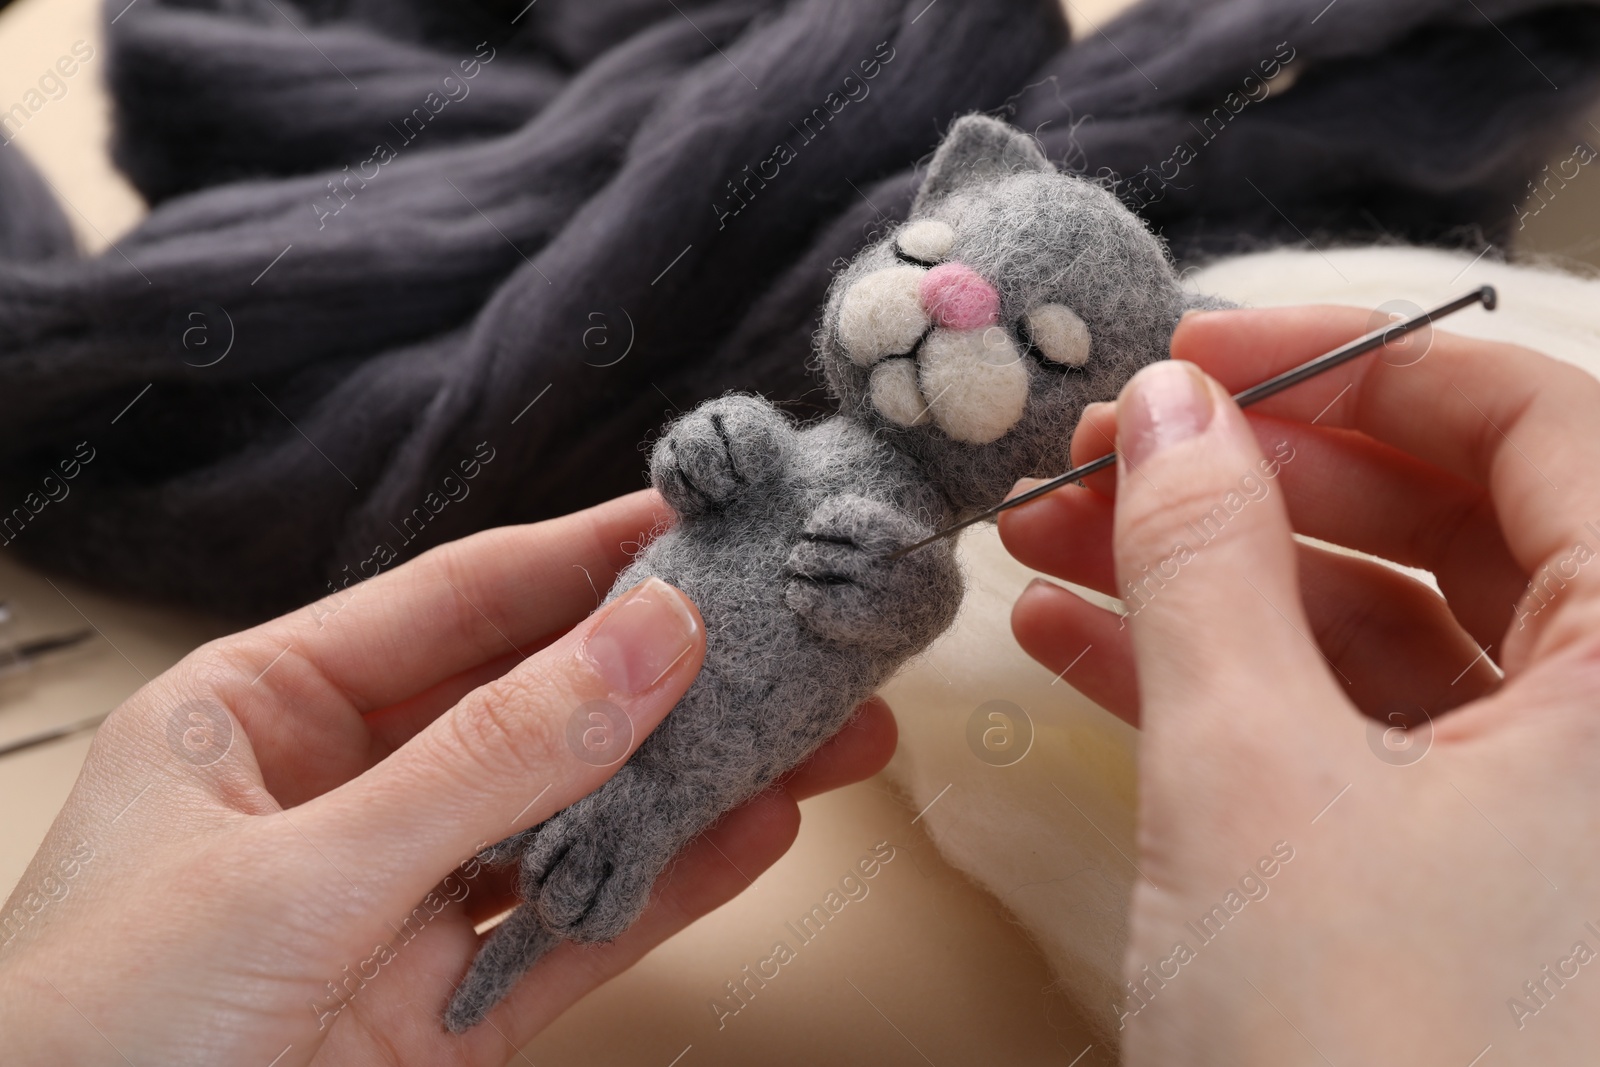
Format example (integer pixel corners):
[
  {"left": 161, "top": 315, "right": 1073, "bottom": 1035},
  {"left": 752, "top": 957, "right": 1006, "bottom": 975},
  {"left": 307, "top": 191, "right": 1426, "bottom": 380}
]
[
  {"left": 0, "top": 711, "right": 110, "bottom": 760},
  {"left": 885, "top": 285, "right": 1497, "bottom": 561},
  {"left": 0, "top": 628, "right": 94, "bottom": 676}
]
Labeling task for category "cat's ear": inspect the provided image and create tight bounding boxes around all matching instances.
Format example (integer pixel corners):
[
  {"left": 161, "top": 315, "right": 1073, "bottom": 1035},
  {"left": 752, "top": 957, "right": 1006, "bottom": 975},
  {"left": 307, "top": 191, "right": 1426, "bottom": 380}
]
[{"left": 912, "top": 115, "right": 1053, "bottom": 215}]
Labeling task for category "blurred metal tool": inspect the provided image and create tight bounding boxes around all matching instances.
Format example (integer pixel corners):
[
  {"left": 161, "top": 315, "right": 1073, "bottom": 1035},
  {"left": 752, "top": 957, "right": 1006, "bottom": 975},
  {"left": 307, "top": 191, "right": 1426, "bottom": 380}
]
[
  {"left": 0, "top": 711, "right": 109, "bottom": 759},
  {"left": 0, "top": 619, "right": 101, "bottom": 757},
  {"left": 0, "top": 629, "right": 94, "bottom": 677},
  {"left": 886, "top": 285, "right": 1498, "bottom": 560}
]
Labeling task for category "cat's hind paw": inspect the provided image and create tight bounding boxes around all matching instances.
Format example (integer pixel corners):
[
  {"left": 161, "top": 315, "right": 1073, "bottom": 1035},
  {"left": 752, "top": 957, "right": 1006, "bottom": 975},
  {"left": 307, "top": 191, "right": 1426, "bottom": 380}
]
[{"left": 518, "top": 797, "right": 664, "bottom": 943}]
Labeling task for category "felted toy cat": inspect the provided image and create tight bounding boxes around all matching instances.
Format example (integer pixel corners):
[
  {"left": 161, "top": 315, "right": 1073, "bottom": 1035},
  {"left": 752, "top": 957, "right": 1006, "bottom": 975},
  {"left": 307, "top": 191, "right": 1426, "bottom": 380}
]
[{"left": 446, "top": 114, "right": 1216, "bottom": 1030}]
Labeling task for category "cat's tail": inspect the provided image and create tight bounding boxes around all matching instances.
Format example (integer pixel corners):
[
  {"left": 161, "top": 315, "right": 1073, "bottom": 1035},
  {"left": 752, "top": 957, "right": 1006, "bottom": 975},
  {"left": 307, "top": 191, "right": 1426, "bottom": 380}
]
[{"left": 445, "top": 905, "right": 562, "bottom": 1033}]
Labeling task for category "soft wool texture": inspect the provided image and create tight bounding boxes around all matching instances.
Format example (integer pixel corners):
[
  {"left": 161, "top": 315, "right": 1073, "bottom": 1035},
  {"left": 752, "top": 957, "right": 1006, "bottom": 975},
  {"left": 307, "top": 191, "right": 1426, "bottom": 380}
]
[
  {"left": 916, "top": 328, "right": 1030, "bottom": 446},
  {"left": 0, "top": 0, "right": 1595, "bottom": 616},
  {"left": 895, "top": 218, "right": 954, "bottom": 262},
  {"left": 1028, "top": 303, "right": 1092, "bottom": 366},
  {"left": 880, "top": 245, "right": 1600, "bottom": 1052},
  {"left": 837, "top": 266, "right": 928, "bottom": 366},
  {"left": 868, "top": 358, "right": 930, "bottom": 428},
  {"left": 446, "top": 115, "right": 1206, "bottom": 1031},
  {"left": 919, "top": 263, "right": 1001, "bottom": 331},
  {"left": 820, "top": 124, "right": 1210, "bottom": 512},
  {"left": 0, "top": 0, "right": 1066, "bottom": 615}
]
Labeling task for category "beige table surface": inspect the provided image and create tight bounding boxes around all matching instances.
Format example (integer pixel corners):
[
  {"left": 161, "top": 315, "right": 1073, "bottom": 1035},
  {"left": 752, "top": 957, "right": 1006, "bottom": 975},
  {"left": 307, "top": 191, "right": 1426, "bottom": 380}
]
[{"left": 1, "top": 0, "right": 1596, "bottom": 1064}]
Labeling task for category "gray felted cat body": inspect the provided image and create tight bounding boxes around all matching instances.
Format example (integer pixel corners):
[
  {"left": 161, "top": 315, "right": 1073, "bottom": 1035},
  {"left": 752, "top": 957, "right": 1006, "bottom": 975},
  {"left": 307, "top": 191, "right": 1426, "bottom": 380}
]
[{"left": 447, "top": 115, "right": 1210, "bottom": 1031}]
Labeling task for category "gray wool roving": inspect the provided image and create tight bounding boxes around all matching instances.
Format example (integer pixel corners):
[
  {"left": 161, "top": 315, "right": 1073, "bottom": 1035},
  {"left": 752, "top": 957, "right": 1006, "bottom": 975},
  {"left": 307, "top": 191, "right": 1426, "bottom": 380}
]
[
  {"left": 0, "top": 0, "right": 1594, "bottom": 617},
  {"left": 445, "top": 115, "right": 1216, "bottom": 1031}
]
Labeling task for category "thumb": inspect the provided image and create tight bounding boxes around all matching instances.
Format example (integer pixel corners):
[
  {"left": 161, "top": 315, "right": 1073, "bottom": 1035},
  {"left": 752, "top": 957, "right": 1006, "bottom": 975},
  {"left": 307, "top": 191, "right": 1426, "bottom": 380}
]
[
  {"left": 296, "top": 576, "right": 704, "bottom": 908},
  {"left": 1112, "top": 361, "right": 1340, "bottom": 737}
]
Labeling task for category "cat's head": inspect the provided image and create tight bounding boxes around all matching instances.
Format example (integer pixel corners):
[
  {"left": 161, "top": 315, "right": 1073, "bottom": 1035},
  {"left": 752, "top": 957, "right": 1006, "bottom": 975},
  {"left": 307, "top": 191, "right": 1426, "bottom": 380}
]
[{"left": 819, "top": 115, "right": 1198, "bottom": 513}]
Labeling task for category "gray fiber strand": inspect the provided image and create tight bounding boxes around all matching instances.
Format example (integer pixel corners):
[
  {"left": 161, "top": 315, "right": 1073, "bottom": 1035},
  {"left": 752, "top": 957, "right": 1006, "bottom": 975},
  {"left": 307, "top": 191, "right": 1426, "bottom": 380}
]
[{"left": 0, "top": 0, "right": 1595, "bottom": 617}]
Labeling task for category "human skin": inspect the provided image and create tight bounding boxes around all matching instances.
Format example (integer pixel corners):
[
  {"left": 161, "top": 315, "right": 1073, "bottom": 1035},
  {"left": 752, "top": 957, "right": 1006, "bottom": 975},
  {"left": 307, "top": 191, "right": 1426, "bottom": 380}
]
[
  {"left": 1002, "top": 307, "right": 1600, "bottom": 1065},
  {"left": 0, "top": 489, "right": 896, "bottom": 1066}
]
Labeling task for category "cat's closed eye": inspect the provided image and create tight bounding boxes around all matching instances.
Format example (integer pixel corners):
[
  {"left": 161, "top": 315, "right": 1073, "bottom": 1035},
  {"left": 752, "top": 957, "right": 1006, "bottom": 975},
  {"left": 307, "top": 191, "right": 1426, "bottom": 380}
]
[
  {"left": 895, "top": 219, "right": 954, "bottom": 266},
  {"left": 1023, "top": 304, "right": 1092, "bottom": 367}
]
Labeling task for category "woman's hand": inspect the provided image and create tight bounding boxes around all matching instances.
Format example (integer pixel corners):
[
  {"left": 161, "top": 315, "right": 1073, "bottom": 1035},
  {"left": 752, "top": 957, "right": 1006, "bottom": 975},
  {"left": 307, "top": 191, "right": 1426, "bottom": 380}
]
[
  {"left": 1003, "top": 308, "right": 1600, "bottom": 1064},
  {"left": 0, "top": 490, "right": 897, "bottom": 1066}
]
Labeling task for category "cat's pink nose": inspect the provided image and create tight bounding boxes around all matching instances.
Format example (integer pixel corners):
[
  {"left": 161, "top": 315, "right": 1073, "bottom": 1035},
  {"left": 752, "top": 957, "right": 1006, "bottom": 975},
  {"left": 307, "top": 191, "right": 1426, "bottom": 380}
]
[{"left": 919, "top": 262, "right": 1000, "bottom": 332}]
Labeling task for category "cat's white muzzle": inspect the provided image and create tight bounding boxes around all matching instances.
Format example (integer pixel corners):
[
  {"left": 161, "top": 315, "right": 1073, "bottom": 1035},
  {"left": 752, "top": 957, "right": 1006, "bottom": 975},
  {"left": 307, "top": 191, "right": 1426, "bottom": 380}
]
[{"left": 836, "top": 264, "right": 1091, "bottom": 446}]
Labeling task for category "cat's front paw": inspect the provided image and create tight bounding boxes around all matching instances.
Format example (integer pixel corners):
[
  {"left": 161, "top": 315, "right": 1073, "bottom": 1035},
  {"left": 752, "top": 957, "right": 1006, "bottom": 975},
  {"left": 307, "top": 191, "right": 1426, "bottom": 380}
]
[
  {"left": 785, "top": 494, "right": 962, "bottom": 651},
  {"left": 650, "top": 395, "right": 794, "bottom": 516}
]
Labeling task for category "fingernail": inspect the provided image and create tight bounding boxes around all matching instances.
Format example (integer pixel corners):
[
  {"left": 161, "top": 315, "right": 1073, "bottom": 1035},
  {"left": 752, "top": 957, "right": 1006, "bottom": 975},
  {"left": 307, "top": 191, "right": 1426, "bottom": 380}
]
[
  {"left": 1118, "top": 361, "right": 1214, "bottom": 468},
  {"left": 584, "top": 577, "right": 701, "bottom": 696}
]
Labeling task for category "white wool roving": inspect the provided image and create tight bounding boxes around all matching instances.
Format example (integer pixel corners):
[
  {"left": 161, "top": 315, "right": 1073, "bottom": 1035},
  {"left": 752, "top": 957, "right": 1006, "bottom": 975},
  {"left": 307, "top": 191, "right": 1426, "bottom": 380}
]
[{"left": 880, "top": 246, "right": 1600, "bottom": 1049}]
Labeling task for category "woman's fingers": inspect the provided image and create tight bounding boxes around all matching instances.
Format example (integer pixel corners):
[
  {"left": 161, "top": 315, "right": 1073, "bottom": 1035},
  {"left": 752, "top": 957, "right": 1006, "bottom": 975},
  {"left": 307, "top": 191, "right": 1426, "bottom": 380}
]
[
  {"left": 999, "top": 479, "right": 1117, "bottom": 594},
  {"left": 314, "top": 788, "right": 798, "bottom": 1067},
  {"left": 1299, "top": 545, "right": 1501, "bottom": 715},
  {"left": 1022, "top": 410, "right": 1527, "bottom": 651},
  {"left": 1172, "top": 307, "right": 1600, "bottom": 660},
  {"left": 466, "top": 784, "right": 805, "bottom": 1048},
  {"left": 775, "top": 696, "right": 898, "bottom": 801},
  {"left": 458, "top": 696, "right": 898, "bottom": 924},
  {"left": 196, "top": 491, "right": 671, "bottom": 804},
  {"left": 1011, "top": 579, "right": 1139, "bottom": 724},
  {"left": 364, "top": 650, "right": 531, "bottom": 763},
  {"left": 1069, "top": 391, "right": 1526, "bottom": 651},
  {"left": 278, "top": 490, "right": 671, "bottom": 711},
  {"left": 1109, "top": 362, "right": 1336, "bottom": 734},
  {"left": 316, "top": 788, "right": 798, "bottom": 1067},
  {"left": 295, "top": 577, "right": 705, "bottom": 912},
  {"left": 1012, "top": 538, "right": 1499, "bottom": 728},
  {"left": 1240, "top": 417, "right": 1523, "bottom": 649}
]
